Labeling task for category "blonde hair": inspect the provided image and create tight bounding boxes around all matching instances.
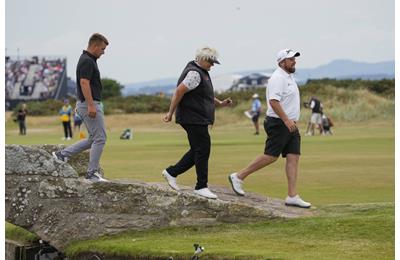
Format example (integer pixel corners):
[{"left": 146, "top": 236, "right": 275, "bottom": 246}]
[{"left": 195, "top": 47, "right": 219, "bottom": 62}]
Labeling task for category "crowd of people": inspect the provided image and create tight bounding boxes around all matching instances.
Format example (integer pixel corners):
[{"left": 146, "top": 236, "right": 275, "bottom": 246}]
[
  {"left": 12, "top": 100, "right": 85, "bottom": 140},
  {"left": 14, "top": 33, "right": 344, "bottom": 210},
  {"left": 5, "top": 56, "right": 65, "bottom": 100},
  {"left": 5, "top": 58, "right": 30, "bottom": 99},
  {"left": 51, "top": 33, "right": 311, "bottom": 207}
]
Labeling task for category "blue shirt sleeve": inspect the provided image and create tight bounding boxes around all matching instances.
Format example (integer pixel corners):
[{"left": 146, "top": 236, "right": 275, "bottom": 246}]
[{"left": 252, "top": 99, "right": 261, "bottom": 112}]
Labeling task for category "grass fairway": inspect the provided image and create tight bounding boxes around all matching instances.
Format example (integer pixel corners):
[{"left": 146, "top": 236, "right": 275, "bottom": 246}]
[
  {"left": 6, "top": 112, "right": 394, "bottom": 205},
  {"left": 5, "top": 112, "right": 394, "bottom": 259},
  {"left": 64, "top": 203, "right": 394, "bottom": 260}
]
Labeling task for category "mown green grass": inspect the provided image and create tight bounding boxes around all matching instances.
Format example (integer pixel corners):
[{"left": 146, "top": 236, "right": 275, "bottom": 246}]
[
  {"left": 5, "top": 222, "right": 39, "bottom": 244},
  {"left": 64, "top": 203, "right": 394, "bottom": 260},
  {"left": 5, "top": 113, "right": 394, "bottom": 259},
  {"left": 6, "top": 114, "right": 394, "bottom": 205}
]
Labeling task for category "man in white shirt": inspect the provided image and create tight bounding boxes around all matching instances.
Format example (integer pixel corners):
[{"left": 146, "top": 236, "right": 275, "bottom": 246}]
[{"left": 228, "top": 49, "right": 311, "bottom": 208}]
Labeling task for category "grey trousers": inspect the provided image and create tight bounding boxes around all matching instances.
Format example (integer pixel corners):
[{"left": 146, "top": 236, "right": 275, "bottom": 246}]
[{"left": 61, "top": 101, "right": 106, "bottom": 173}]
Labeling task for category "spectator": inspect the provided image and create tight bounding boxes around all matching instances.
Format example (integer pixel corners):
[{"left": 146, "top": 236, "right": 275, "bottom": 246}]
[
  {"left": 305, "top": 96, "right": 323, "bottom": 136},
  {"left": 16, "top": 103, "right": 28, "bottom": 135},
  {"left": 73, "top": 107, "right": 83, "bottom": 132},
  {"left": 59, "top": 99, "right": 73, "bottom": 140},
  {"left": 249, "top": 93, "right": 262, "bottom": 135},
  {"left": 322, "top": 114, "right": 334, "bottom": 135}
]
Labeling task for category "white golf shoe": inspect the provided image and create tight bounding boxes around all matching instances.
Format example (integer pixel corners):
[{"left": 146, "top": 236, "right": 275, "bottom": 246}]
[
  {"left": 86, "top": 171, "right": 109, "bottom": 182},
  {"left": 285, "top": 195, "right": 311, "bottom": 208},
  {"left": 193, "top": 188, "right": 218, "bottom": 199},
  {"left": 162, "top": 170, "right": 180, "bottom": 191},
  {"left": 228, "top": 173, "right": 245, "bottom": 196}
]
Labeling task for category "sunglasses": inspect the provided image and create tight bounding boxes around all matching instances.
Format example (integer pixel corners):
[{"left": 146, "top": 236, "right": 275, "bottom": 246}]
[{"left": 206, "top": 59, "right": 215, "bottom": 65}]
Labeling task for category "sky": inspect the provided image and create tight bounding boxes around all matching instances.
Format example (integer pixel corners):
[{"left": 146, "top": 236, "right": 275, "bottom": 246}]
[
  {"left": 1, "top": 0, "right": 399, "bottom": 251},
  {"left": 5, "top": 0, "right": 395, "bottom": 84}
]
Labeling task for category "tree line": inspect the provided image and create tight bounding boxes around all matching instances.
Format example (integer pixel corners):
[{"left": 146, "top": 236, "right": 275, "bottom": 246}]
[{"left": 12, "top": 78, "right": 394, "bottom": 117}]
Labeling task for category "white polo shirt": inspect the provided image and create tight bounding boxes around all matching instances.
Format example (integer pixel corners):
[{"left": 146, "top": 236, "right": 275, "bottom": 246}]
[{"left": 266, "top": 67, "right": 300, "bottom": 121}]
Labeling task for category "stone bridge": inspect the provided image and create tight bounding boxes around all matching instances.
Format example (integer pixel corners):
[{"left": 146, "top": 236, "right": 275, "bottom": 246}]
[{"left": 5, "top": 145, "right": 315, "bottom": 250}]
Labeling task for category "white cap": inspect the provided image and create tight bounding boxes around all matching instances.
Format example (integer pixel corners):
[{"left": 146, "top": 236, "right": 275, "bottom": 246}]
[
  {"left": 276, "top": 49, "right": 300, "bottom": 63},
  {"left": 252, "top": 93, "right": 259, "bottom": 98}
]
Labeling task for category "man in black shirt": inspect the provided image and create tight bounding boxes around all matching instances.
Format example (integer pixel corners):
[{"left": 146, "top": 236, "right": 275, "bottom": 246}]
[
  {"left": 17, "top": 103, "right": 28, "bottom": 135},
  {"left": 305, "top": 96, "right": 323, "bottom": 136},
  {"left": 53, "top": 33, "right": 109, "bottom": 182}
]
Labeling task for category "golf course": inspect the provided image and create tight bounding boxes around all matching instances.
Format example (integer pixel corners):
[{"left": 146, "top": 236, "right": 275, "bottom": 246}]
[{"left": 5, "top": 103, "right": 394, "bottom": 259}]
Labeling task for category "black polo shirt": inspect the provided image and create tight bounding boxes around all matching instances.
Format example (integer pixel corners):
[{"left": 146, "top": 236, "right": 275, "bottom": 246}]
[{"left": 76, "top": 50, "right": 102, "bottom": 102}]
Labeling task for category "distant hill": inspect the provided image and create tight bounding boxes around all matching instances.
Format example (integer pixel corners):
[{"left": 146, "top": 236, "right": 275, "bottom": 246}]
[
  {"left": 122, "top": 59, "right": 394, "bottom": 96},
  {"left": 122, "top": 78, "right": 177, "bottom": 96},
  {"left": 295, "top": 59, "right": 394, "bottom": 83}
]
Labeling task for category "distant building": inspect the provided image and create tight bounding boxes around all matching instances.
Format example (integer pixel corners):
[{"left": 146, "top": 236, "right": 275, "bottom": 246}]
[
  {"left": 230, "top": 73, "right": 270, "bottom": 91},
  {"left": 211, "top": 74, "right": 242, "bottom": 93}
]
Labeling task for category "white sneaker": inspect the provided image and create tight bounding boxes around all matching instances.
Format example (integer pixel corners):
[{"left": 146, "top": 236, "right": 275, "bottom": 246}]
[
  {"left": 244, "top": 111, "right": 253, "bottom": 119},
  {"left": 67, "top": 137, "right": 72, "bottom": 140},
  {"left": 193, "top": 188, "right": 218, "bottom": 199},
  {"left": 228, "top": 173, "right": 245, "bottom": 196},
  {"left": 52, "top": 151, "right": 68, "bottom": 162},
  {"left": 94, "top": 172, "right": 109, "bottom": 182},
  {"left": 86, "top": 171, "right": 109, "bottom": 182},
  {"left": 285, "top": 195, "right": 311, "bottom": 208},
  {"left": 162, "top": 170, "right": 180, "bottom": 191}
]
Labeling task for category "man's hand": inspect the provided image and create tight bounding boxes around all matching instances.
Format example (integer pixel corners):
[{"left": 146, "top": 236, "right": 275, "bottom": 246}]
[
  {"left": 284, "top": 119, "right": 297, "bottom": 132},
  {"left": 88, "top": 104, "right": 97, "bottom": 118},
  {"left": 220, "top": 97, "right": 233, "bottom": 107},
  {"left": 163, "top": 112, "right": 173, "bottom": 122}
]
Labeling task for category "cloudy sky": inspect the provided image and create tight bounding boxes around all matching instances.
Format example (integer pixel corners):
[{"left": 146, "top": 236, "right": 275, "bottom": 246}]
[{"left": 5, "top": 0, "right": 395, "bottom": 84}]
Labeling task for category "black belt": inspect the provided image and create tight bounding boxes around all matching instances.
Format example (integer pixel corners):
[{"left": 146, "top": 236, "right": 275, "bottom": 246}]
[
  {"left": 266, "top": 116, "right": 297, "bottom": 124},
  {"left": 79, "top": 99, "right": 101, "bottom": 102}
]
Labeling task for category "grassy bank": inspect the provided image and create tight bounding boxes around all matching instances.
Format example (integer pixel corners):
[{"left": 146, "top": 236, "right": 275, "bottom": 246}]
[
  {"left": 222, "top": 86, "right": 395, "bottom": 123},
  {"left": 5, "top": 222, "right": 39, "bottom": 244},
  {"left": 65, "top": 203, "right": 394, "bottom": 259}
]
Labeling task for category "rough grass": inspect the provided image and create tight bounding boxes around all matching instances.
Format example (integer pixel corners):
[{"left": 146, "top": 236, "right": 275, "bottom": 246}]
[
  {"left": 219, "top": 84, "right": 394, "bottom": 123},
  {"left": 306, "top": 87, "right": 395, "bottom": 122}
]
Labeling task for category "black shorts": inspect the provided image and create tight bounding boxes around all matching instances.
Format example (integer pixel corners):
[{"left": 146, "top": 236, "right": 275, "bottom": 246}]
[
  {"left": 252, "top": 112, "right": 260, "bottom": 123},
  {"left": 264, "top": 117, "right": 301, "bottom": 158}
]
